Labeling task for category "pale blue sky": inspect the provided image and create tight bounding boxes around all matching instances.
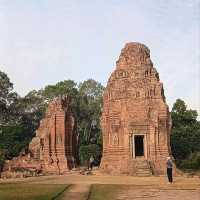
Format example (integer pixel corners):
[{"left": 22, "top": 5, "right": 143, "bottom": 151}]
[{"left": 0, "top": 0, "right": 199, "bottom": 116}]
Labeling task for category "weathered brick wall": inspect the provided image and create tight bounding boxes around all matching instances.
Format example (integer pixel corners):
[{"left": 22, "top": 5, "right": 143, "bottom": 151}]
[
  {"left": 3, "top": 96, "right": 78, "bottom": 176},
  {"left": 100, "top": 42, "right": 172, "bottom": 175}
]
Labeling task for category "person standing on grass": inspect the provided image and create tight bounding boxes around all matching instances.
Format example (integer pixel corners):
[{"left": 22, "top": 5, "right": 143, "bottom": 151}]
[{"left": 166, "top": 156, "right": 173, "bottom": 183}]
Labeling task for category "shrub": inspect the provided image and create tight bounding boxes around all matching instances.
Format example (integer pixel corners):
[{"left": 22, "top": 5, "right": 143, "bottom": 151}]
[
  {"left": 177, "top": 152, "right": 200, "bottom": 169},
  {"left": 79, "top": 144, "right": 101, "bottom": 165}
]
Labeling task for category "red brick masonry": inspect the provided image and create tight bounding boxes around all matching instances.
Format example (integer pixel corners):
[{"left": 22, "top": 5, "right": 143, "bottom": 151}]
[
  {"left": 3, "top": 96, "right": 78, "bottom": 175},
  {"left": 100, "top": 43, "right": 172, "bottom": 175}
]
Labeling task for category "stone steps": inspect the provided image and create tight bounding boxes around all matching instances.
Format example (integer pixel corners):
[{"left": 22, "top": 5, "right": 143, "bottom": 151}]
[
  {"left": 131, "top": 160, "right": 152, "bottom": 177},
  {"left": 135, "top": 168, "right": 152, "bottom": 176}
]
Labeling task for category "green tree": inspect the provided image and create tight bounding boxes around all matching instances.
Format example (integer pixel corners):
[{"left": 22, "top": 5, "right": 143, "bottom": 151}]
[
  {"left": 171, "top": 99, "right": 198, "bottom": 128},
  {"left": 0, "top": 125, "right": 28, "bottom": 159},
  {"left": 79, "top": 144, "right": 101, "bottom": 166},
  {"left": 42, "top": 80, "right": 78, "bottom": 101},
  {"left": 78, "top": 79, "right": 104, "bottom": 141},
  {"left": 77, "top": 79, "right": 104, "bottom": 164},
  {"left": 0, "top": 71, "right": 105, "bottom": 169},
  {"left": 0, "top": 71, "right": 41, "bottom": 170},
  {"left": 0, "top": 149, "right": 6, "bottom": 173},
  {"left": 171, "top": 99, "right": 200, "bottom": 169},
  {"left": 0, "top": 71, "right": 19, "bottom": 125},
  {"left": 16, "top": 80, "right": 79, "bottom": 139}
]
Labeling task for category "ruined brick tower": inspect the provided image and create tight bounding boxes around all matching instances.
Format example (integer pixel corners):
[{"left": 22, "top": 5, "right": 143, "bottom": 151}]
[
  {"left": 2, "top": 96, "right": 78, "bottom": 177},
  {"left": 100, "top": 42, "right": 172, "bottom": 175},
  {"left": 29, "top": 96, "right": 78, "bottom": 174}
]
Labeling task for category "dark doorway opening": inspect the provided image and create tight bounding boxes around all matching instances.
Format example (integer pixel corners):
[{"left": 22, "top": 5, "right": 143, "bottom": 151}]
[{"left": 135, "top": 135, "right": 144, "bottom": 157}]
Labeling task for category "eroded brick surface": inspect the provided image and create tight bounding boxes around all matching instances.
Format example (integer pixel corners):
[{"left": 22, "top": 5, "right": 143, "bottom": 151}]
[
  {"left": 100, "top": 42, "right": 172, "bottom": 175},
  {"left": 3, "top": 96, "right": 78, "bottom": 177}
]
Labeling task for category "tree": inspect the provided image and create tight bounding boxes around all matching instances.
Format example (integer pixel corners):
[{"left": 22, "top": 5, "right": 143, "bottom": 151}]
[
  {"left": 16, "top": 80, "right": 79, "bottom": 139},
  {"left": 0, "top": 71, "right": 42, "bottom": 170},
  {"left": 0, "top": 71, "right": 19, "bottom": 125},
  {"left": 77, "top": 79, "right": 104, "bottom": 164},
  {"left": 0, "top": 125, "right": 28, "bottom": 159},
  {"left": 0, "top": 149, "right": 6, "bottom": 173},
  {"left": 0, "top": 71, "right": 105, "bottom": 170},
  {"left": 42, "top": 80, "right": 78, "bottom": 101},
  {"left": 78, "top": 79, "right": 104, "bottom": 141},
  {"left": 171, "top": 99, "right": 198, "bottom": 128},
  {"left": 79, "top": 144, "right": 101, "bottom": 166},
  {"left": 0, "top": 71, "right": 13, "bottom": 100},
  {"left": 171, "top": 99, "right": 200, "bottom": 169}
]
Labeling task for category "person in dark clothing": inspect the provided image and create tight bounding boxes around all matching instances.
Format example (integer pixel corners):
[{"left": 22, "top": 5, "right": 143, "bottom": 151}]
[
  {"left": 166, "top": 156, "right": 173, "bottom": 183},
  {"left": 89, "top": 156, "right": 94, "bottom": 171}
]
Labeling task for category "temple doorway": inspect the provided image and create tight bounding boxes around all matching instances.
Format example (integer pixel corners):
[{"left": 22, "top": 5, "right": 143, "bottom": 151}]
[{"left": 134, "top": 135, "right": 144, "bottom": 157}]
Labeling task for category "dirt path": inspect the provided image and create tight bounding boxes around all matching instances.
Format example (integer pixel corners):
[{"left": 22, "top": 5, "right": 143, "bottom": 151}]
[
  {"left": 116, "top": 188, "right": 200, "bottom": 200},
  {"left": 1, "top": 174, "right": 199, "bottom": 200},
  {"left": 1, "top": 174, "right": 200, "bottom": 190},
  {"left": 62, "top": 184, "right": 91, "bottom": 200}
]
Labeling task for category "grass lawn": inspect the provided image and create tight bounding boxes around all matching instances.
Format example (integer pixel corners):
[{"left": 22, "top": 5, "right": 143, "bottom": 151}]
[
  {"left": 0, "top": 183, "right": 69, "bottom": 200},
  {"left": 89, "top": 184, "right": 127, "bottom": 200}
]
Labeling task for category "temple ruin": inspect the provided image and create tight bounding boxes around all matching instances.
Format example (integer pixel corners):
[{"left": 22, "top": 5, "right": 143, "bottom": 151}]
[
  {"left": 2, "top": 96, "right": 78, "bottom": 176},
  {"left": 100, "top": 42, "right": 172, "bottom": 175}
]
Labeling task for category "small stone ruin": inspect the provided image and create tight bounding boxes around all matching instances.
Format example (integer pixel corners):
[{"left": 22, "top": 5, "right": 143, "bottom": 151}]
[{"left": 2, "top": 96, "right": 78, "bottom": 178}]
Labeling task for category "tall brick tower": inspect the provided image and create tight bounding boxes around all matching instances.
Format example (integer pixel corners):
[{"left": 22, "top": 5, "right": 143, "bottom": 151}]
[
  {"left": 29, "top": 96, "right": 78, "bottom": 174},
  {"left": 100, "top": 42, "right": 172, "bottom": 175}
]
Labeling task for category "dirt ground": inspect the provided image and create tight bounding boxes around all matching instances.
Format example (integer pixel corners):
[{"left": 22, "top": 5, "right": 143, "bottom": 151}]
[
  {"left": 1, "top": 172, "right": 200, "bottom": 200},
  {"left": 116, "top": 188, "right": 200, "bottom": 200},
  {"left": 1, "top": 173, "right": 199, "bottom": 189}
]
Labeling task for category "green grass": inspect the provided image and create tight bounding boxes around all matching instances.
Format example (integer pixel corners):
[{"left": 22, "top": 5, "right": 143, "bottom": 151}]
[
  {"left": 89, "top": 184, "right": 126, "bottom": 200},
  {"left": 0, "top": 183, "right": 68, "bottom": 200}
]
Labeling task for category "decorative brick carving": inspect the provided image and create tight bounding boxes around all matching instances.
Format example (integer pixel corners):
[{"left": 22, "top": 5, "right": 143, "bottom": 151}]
[
  {"left": 100, "top": 42, "right": 172, "bottom": 175},
  {"left": 3, "top": 96, "right": 78, "bottom": 176}
]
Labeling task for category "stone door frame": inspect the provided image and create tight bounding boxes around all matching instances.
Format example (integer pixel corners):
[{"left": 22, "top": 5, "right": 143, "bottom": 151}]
[{"left": 131, "top": 133, "right": 147, "bottom": 160}]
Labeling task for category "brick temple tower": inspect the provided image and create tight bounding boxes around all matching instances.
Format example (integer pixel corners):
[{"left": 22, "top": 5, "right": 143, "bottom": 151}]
[
  {"left": 29, "top": 96, "right": 78, "bottom": 174},
  {"left": 100, "top": 42, "right": 172, "bottom": 175}
]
